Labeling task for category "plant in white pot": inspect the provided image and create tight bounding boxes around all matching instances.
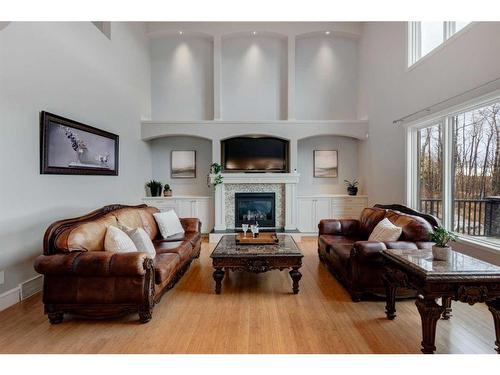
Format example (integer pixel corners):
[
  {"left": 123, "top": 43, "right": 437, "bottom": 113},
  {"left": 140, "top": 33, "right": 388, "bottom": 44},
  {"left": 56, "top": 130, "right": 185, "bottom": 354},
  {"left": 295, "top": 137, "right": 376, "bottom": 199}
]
[{"left": 429, "top": 226, "right": 458, "bottom": 261}]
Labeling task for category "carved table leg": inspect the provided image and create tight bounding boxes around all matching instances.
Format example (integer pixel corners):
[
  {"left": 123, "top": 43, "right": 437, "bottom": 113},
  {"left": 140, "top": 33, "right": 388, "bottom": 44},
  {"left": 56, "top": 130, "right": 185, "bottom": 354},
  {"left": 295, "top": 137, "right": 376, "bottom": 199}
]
[
  {"left": 213, "top": 268, "right": 225, "bottom": 294},
  {"left": 441, "top": 296, "right": 453, "bottom": 320},
  {"left": 289, "top": 267, "right": 302, "bottom": 294},
  {"left": 486, "top": 299, "right": 500, "bottom": 354},
  {"left": 383, "top": 275, "right": 397, "bottom": 320},
  {"left": 415, "top": 296, "right": 445, "bottom": 354}
]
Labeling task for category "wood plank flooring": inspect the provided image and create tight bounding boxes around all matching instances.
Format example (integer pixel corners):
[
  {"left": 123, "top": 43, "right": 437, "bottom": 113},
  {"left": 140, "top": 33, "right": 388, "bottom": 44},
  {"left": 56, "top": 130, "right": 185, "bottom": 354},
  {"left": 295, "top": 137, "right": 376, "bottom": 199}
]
[{"left": 0, "top": 237, "right": 496, "bottom": 354}]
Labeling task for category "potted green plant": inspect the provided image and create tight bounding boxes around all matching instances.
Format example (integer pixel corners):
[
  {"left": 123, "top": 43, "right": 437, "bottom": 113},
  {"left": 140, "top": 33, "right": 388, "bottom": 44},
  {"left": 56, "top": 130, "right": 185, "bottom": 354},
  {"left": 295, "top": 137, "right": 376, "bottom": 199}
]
[
  {"left": 430, "top": 226, "right": 458, "bottom": 261},
  {"left": 207, "top": 163, "right": 224, "bottom": 187},
  {"left": 146, "top": 180, "right": 162, "bottom": 197},
  {"left": 344, "top": 179, "right": 359, "bottom": 196},
  {"left": 163, "top": 183, "right": 172, "bottom": 197}
]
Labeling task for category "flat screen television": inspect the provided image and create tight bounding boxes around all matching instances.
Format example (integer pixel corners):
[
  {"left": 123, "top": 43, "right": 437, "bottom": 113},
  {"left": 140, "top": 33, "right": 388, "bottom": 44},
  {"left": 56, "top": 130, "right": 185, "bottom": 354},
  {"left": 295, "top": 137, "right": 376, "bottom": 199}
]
[{"left": 222, "top": 137, "right": 289, "bottom": 172}]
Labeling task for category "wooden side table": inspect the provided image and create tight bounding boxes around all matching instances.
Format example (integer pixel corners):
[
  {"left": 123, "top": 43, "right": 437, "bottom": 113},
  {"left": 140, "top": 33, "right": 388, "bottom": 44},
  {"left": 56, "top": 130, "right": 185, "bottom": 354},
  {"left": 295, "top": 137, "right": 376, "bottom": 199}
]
[{"left": 382, "top": 248, "right": 500, "bottom": 354}]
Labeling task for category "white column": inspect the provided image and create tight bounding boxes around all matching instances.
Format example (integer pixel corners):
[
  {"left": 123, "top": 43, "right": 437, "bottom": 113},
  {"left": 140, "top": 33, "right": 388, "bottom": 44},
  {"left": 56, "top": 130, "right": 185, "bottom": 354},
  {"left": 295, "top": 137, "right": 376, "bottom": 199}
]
[
  {"left": 285, "top": 183, "right": 298, "bottom": 230},
  {"left": 289, "top": 138, "right": 298, "bottom": 172},
  {"left": 214, "top": 183, "right": 226, "bottom": 230},
  {"left": 213, "top": 35, "right": 222, "bottom": 120},
  {"left": 211, "top": 138, "right": 221, "bottom": 164},
  {"left": 287, "top": 35, "right": 296, "bottom": 120}
]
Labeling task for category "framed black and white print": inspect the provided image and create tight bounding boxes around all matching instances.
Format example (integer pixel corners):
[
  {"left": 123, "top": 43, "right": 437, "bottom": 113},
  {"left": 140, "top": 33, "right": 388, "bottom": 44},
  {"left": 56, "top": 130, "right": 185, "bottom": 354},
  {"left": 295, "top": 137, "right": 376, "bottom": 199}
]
[
  {"left": 40, "top": 111, "right": 119, "bottom": 175},
  {"left": 171, "top": 150, "right": 196, "bottom": 178},
  {"left": 313, "top": 150, "right": 338, "bottom": 178}
]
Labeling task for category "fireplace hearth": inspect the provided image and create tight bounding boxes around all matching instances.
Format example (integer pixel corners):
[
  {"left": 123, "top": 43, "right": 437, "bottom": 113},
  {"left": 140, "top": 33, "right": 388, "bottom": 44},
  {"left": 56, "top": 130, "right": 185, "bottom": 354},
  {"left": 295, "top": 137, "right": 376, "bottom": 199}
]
[{"left": 235, "top": 192, "right": 276, "bottom": 228}]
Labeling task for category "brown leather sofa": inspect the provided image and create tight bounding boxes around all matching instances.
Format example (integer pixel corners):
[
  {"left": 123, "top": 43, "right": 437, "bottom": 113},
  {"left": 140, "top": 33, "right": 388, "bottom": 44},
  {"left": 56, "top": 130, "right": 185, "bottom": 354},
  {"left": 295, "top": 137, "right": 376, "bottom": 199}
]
[
  {"left": 34, "top": 204, "right": 201, "bottom": 324},
  {"left": 318, "top": 204, "right": 438, "bottom": 301}
]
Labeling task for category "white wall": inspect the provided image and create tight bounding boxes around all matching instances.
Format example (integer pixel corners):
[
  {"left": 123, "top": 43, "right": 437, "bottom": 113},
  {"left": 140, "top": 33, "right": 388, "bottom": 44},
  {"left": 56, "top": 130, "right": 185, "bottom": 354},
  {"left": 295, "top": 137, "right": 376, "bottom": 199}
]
[
  {"left": 358, "top": 22, "right": 500, "bottom": 206},
  {"left": 150, "top": 35, "right": 213, "bottom": 120},
  {"left": 221, "top": 35, "right": 287, "bottom": 120},
  {"left": 150, "top": 136, "right": 212, "bottom": 196},
  {"left": 295, "top": 34, "right": 359, "bottom": 120},
  {"left": 0, "top": 22, "right": 152, "bottom": 294},
  {"left": 297, "top": 136, "right": 359, "bottom": 195}
]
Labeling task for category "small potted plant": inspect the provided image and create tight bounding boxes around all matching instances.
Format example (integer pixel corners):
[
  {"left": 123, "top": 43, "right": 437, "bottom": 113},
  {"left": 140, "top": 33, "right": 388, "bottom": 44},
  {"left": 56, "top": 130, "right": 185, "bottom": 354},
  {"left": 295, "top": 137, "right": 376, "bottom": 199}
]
[
  {"left": 344, "top": 179, "right": 359, "bottom": 196},
  {"left": 163, "top": 183, "right": 172, "bottom": 197},
  {"left": 146, "top": 180, "right": 162, "bottom": 197},
  {"left": 207, "top": 162, "right": 224, "bottom": 187},
  {"left": 430, "top": 226, "right": 458, "bottom": 261}
]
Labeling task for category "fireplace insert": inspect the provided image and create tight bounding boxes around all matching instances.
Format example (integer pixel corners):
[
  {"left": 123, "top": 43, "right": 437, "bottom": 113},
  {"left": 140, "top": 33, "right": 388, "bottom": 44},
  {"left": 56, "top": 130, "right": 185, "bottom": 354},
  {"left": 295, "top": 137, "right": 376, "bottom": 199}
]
[{"left": 235, "top": 192, "right": 276, "bottom": 228}]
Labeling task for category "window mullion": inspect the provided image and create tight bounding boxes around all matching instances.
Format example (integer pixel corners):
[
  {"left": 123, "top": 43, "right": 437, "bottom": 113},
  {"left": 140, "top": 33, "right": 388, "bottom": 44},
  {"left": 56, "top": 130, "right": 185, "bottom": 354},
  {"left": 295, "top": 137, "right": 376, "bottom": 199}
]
[
  {"left": 444, "top": 21, "right": 456, "bottom": 39},
  {"left": 408, "top": 21, "right": 421, "bottom": 66},
  {"left": 442, "top": 117, "right": 453, "bottom": 229}
]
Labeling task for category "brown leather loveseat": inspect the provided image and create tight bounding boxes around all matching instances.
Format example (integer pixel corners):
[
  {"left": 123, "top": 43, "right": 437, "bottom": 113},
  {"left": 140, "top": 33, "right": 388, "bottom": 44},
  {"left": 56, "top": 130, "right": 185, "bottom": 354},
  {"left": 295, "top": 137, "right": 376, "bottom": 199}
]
[
  {"left": 318, "top": 204, "right": 438, "bottom": 301},
  {"left": 34, "top": 204, "right": 201, "bottom": 324}
]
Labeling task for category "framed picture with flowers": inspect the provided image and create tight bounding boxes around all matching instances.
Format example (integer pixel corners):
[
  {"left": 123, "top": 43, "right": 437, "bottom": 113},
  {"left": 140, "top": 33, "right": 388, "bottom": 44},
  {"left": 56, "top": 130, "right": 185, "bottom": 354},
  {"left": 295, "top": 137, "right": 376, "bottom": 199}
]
[{"left": 40, "top": 111, "right": 119, "bottom": 175}]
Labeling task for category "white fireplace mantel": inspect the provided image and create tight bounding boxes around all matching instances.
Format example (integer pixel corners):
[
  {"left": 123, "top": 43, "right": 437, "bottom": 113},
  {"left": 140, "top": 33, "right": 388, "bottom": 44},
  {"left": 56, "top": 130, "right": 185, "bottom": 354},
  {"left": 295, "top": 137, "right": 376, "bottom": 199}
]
[
  {"left": 210, "top": 172, "right": 300, "bottom": 185},
  {"left": 209, "top": 172, "right": 300, "bottom": 231}
]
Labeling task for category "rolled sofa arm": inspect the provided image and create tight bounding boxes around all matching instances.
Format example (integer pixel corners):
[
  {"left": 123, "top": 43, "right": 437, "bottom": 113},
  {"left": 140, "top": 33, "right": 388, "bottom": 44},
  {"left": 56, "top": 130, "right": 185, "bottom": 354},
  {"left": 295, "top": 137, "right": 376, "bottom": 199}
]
[
  {"left": 318, "top": 219, "right": 360, "bottom": 236},
  {"left": 351, "top": 241, "right": 387, "bottom": 261},
  {"left": 34, "top": 251, "right": 152, "bottom": 277},
  {"left": 180, "top": 218, "right": 201, "bottom": 233}
]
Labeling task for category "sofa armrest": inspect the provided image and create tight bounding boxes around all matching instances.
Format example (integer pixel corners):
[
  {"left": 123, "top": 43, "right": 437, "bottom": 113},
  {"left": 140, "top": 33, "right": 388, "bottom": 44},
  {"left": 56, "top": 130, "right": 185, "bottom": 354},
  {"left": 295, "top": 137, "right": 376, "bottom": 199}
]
[
  {"left": 34, "top": 251, "right": 153, "bottom": 277},
  {"left": 180, "top": 218, "right": 201, "bottom": 233},
  {"left": 318, "top": 219, "right": 360, "bottom": 236},
  {"left": 351, "top": 241, "right": 387, "bottom": 261}
]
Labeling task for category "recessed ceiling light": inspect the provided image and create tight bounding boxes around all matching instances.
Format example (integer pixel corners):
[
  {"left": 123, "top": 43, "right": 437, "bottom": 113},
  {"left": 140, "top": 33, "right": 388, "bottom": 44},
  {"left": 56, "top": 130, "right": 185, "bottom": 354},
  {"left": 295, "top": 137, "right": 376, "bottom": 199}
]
[
  {"left": 179, "top": 31, "right": 183, "bottom": 35},
  {"left": 325, "top": 31, "right": 331, "bottom": 35},
  {"left": 252, "top": 31, "right": 257, "bottom": 35}
]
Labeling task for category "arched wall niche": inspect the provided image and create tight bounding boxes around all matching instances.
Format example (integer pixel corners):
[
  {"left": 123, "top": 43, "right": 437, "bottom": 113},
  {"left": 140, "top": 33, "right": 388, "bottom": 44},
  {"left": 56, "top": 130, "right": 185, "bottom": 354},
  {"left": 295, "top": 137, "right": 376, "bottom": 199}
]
[
  {"left": 221, "top": 34, "right": 287, "bottom": 120},
  {"left": 297, "top": 135, "right": 360, "bottom": 196},
  {"left": 150, "top": 34, "right": 214, "bottom": 120},
  {"left": 149, "top": 135, "right": 213, "bottom": 196},
  {"left": 295, "top": 33, "right": 359, "bottom": 120}
]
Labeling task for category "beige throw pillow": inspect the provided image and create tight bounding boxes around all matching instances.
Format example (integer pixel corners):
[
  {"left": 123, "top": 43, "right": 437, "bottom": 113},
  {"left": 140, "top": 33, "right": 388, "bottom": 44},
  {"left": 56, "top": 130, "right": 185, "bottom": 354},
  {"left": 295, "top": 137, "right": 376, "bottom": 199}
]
[
  {"left": 122, "top": 226, "right": 156, "bottom": 258},
  {"left": 153, "top": 210, "right": 185, "bottom": 238},
  {"left": 104, "top": 226, "right": 138, "bottom": 253},
  {"left": 368, "top": 218, "right": 402, "bottom": 242}
]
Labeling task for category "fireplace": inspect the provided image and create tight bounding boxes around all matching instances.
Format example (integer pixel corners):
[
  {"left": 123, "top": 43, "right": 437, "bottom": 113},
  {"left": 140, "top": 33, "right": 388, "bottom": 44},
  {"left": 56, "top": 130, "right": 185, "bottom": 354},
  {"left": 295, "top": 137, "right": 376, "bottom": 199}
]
[{"left": 235, "top": 192, "right": 276, "bottom": 228}]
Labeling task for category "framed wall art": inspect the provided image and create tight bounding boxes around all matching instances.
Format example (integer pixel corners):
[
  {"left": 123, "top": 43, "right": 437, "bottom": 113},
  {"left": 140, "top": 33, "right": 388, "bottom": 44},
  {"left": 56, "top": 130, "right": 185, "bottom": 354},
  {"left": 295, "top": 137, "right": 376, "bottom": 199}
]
[
  {"left": 171, "top": 150, "right": 196, "bottom": 178},
  {"left": 313, "top": 150, "right": 338, "bottom": 178},
  {"left": 40, "top": 111, "right": 119, "bottom": 175}
]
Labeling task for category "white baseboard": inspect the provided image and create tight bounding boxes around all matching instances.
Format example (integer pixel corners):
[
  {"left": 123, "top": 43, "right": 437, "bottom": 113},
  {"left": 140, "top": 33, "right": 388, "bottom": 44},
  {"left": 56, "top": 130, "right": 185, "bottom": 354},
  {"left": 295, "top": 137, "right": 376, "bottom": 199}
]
[
  {"left": 0, "top": 275, "right": 43, "bottom": 312},
  {"left": 20, "top": 275, "right": 43, "bottom": 300},
  {"left": 0, "top": 287, "right": 21, "bottom": 312}
]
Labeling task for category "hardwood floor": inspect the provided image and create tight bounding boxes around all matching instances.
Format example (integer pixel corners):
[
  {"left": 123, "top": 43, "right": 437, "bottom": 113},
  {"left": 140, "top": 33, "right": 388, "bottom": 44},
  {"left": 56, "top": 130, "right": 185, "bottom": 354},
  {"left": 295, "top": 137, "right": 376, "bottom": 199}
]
[{"left": 0, "top": 237, "right": 496, "bottom": 354}]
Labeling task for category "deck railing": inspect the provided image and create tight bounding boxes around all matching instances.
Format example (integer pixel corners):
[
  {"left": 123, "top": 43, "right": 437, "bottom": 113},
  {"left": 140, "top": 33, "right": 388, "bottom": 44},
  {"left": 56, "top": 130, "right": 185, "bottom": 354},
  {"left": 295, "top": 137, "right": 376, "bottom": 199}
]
[{"left": 419, "top": 198, "right": 493, "bottom": 236}]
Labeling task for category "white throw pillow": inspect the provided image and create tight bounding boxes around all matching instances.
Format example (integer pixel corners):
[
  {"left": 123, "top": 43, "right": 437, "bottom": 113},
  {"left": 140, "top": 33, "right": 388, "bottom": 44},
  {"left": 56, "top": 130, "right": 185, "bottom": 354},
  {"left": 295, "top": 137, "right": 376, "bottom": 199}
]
[
  {"left": 104, "top": 226, "right": 138, "bottom": 253},
  {"left": 153, "top": 210, "right": 185, "bottom": 238},
  {"left": 122, "top": 226, "right": 156, "bottom": 258},
  {"left": 368, "top": 218, "right": 403, "bottom": 242}
]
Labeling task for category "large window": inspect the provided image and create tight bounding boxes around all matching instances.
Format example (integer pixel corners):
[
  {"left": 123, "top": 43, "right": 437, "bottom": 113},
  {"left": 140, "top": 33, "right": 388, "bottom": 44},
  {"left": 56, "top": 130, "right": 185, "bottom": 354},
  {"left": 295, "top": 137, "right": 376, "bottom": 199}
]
[
  {"left": 408, "top": 94, "right": 500, "bottom": 249},
  {"left": 408, "top": 22, "right": 471, "bottom": 67},
  {"left": 418, "top": 123, "right": 443, "bottom": 219}
]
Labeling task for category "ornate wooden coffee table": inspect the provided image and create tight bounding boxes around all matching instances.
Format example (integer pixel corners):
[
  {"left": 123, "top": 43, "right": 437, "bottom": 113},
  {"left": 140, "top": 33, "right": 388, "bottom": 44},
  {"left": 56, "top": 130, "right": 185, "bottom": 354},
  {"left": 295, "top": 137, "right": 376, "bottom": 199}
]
[
  {"left": 382, "top": 248, "right": 500, "bottom": 354},
  {"left": 210, "top": 234, "right": 304, "bottom": 294}
]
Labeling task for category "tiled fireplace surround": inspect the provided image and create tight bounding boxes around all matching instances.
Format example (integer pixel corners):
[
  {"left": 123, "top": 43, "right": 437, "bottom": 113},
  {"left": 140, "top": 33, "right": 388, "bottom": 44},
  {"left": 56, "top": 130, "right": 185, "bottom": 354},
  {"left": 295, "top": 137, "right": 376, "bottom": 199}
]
[
  {"left": 211, "top": 173, "right": 300, "bottom": 231},
  {"left": 225, "top": 184, "right": 285, "bottom": 229}
]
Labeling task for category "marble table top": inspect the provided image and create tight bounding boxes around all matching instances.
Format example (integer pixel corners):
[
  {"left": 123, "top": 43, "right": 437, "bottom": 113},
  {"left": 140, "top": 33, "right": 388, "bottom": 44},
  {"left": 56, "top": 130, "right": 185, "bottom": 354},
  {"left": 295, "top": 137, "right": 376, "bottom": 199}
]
[
  {"left": 383, "top": 248, "right": 500, "bottom": 280},
  {"left": 211, "top": 234, "right": 303, "bottom": 258}
]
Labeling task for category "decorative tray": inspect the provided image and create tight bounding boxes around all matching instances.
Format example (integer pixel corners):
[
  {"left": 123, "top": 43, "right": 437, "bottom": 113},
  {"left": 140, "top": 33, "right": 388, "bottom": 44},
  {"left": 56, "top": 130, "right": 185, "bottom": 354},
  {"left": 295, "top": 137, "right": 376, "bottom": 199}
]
[{"left": 235, "top": 232, "right": 279, "bottom": 245}]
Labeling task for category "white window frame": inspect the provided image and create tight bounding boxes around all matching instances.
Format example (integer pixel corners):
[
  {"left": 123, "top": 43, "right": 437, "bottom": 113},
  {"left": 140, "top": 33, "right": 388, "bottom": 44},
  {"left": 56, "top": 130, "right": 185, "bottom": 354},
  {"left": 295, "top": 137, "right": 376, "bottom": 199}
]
[
  {"left": 407, "top": 21, "right": 474, "bottom": 68},
  {"left": 405, "top": 89, "right": 500, "bottom": 251}
]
